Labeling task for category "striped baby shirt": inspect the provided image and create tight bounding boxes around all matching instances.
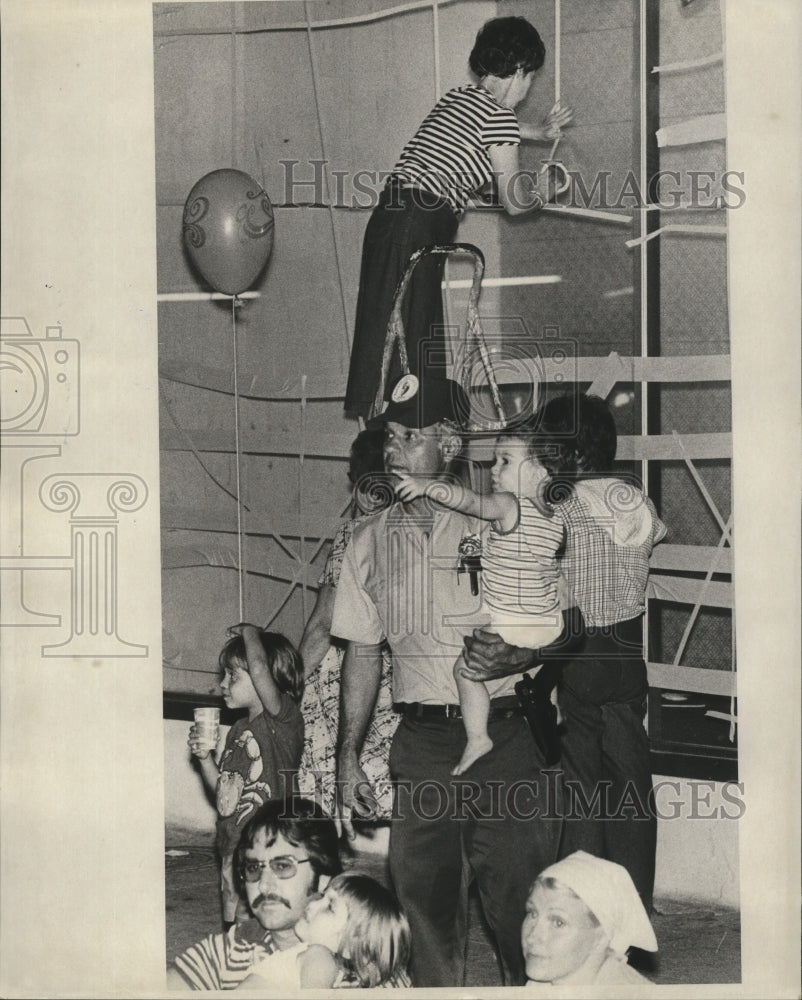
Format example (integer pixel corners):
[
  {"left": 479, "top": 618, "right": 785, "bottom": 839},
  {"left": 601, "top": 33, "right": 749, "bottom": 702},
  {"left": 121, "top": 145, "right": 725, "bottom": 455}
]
[{"left": 481, "top": 498, "right": 563, "bottom": 619}]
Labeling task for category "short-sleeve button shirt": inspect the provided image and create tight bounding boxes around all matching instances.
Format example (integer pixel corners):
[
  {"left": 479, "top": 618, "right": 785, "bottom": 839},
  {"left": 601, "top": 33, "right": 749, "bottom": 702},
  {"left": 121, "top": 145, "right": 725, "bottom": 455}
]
[{"left": 331, "top": 502, "right": 523, "bottom": 705}]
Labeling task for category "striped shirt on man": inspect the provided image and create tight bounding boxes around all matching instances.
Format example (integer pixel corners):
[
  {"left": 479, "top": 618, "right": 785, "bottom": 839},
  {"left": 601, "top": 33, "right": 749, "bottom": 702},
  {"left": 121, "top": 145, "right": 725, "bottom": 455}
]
[{"left": 171, "top": 917, "right": 408, "bottom": 990}]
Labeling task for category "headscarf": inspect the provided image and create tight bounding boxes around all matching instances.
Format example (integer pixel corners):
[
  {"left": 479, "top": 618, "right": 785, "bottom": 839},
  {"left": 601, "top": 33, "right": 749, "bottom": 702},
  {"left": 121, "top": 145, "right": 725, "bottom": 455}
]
[{"left": 537, "top": 851, "right": 658, "bottom": 956}]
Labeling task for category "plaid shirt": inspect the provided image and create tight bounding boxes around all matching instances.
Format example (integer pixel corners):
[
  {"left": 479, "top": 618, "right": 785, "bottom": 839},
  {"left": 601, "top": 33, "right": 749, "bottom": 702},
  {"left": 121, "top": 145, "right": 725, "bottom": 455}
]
[{"left": 556, "top": 479, "right": 667, "bottom": 627}]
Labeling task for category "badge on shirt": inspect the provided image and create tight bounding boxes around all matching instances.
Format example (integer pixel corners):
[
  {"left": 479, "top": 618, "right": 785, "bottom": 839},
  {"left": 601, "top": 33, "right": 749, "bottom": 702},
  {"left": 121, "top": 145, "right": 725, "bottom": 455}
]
[{"left": 457, "top": 532, "right": 482, "bottom": 595}]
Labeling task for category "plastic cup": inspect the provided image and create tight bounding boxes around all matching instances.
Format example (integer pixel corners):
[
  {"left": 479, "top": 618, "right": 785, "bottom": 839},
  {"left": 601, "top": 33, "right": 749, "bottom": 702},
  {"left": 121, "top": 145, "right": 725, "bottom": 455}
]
[{"left": 193, "top": 706, "right": 220, "bottom": 750}]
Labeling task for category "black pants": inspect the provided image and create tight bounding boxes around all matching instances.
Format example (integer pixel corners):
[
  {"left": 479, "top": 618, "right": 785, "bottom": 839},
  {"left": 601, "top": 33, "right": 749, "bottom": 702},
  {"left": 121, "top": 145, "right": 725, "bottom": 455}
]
[
  {"left": 557, "top": 617, "right": 657, "bottom": 909},
  {"left": 388, "top": 712, "right": 561, "bottom": 987},
  {"left": 344, "top": 183, "right": 458, "bottom": 418}
]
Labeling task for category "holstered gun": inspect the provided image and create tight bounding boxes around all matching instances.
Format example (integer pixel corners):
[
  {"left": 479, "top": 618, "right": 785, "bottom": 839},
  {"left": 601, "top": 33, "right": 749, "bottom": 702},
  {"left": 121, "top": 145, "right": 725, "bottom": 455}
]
[{"left": 515, "top": 664, "right": 562, "bottom": 766}]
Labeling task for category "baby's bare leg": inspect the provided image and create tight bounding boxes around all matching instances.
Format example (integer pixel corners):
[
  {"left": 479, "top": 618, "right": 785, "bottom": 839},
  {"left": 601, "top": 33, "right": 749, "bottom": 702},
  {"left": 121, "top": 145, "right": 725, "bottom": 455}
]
[{"left": 452, "top": 654, "right": 494, "bottom": 775}]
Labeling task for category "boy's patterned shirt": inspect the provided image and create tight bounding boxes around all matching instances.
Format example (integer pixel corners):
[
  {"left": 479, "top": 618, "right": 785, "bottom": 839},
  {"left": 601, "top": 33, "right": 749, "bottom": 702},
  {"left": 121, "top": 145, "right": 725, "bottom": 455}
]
[{"left": 556, "top": 480, "right": 667, "bottom": 627}]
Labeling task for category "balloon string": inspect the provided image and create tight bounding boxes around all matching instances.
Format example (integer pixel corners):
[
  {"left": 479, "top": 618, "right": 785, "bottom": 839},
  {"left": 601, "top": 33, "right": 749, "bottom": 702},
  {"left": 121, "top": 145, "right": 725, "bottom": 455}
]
[
  {"left": 232, "top": 296, "right": 245, "bottom": 622},
  {"left": 159, "top": 382, "right": 250, "bottom": 511}
]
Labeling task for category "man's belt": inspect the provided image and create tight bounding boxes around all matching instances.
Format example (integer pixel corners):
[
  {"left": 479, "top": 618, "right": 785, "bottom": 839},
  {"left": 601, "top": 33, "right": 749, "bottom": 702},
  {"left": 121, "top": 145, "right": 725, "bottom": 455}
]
[{"left": 397, "top": 696, "right": 522, "bottom": 721}]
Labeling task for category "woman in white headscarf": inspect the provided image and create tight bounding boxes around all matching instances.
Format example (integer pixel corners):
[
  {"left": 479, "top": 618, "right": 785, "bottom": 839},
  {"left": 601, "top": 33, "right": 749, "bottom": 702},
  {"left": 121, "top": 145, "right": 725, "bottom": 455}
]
[{"left": 521, "top": 850, "right": 658, "bottom": 987}]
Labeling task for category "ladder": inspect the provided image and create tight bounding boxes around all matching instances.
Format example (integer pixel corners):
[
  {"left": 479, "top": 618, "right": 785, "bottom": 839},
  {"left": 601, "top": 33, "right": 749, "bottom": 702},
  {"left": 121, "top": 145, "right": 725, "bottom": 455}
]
[{"left": 370, "top": 243, "right": 508, "bottom": 429}]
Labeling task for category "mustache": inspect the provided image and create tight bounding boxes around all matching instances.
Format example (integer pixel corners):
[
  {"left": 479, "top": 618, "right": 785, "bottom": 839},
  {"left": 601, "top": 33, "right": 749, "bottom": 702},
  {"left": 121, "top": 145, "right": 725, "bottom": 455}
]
[{"left": 251, "top": 891, "right": 290, "bottom": 909}]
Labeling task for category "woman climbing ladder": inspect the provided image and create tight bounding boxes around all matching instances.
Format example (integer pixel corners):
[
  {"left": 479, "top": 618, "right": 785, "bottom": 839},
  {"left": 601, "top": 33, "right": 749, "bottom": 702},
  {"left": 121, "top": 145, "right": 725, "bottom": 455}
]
[{"left": 344, "top": 14, "right": 573, "bottom": 418}]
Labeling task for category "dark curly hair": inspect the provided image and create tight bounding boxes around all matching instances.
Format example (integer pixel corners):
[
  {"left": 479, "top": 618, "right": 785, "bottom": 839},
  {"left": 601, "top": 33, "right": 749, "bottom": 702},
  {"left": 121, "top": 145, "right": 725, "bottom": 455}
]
[
  {"left": 530, "top": 393, "right": 618, "bottom": 503},
  {"left": 469, "top": 16, "right": 546, "bottom": 79},
  {"left": 234, "top": 796, "right": 341, "bottom": 892}
]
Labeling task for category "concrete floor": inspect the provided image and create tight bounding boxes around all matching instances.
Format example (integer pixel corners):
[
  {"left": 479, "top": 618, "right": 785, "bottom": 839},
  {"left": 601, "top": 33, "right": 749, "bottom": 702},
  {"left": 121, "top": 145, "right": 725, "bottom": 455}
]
[{"left": 165, "top": 825, "right": 741, "bottom": 988}]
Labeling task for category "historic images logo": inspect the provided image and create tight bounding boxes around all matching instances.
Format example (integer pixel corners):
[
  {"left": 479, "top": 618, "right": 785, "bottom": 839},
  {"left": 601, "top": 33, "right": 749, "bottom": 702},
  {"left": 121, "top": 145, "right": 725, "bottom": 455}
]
[{"left": 0, "top": 316, "right": 147, "bottom": 656}]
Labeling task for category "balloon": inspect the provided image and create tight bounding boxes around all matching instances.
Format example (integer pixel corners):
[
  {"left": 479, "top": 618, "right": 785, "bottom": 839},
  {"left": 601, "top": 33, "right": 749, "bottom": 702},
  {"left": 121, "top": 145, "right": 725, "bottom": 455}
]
[{"left": 182, "top": 169, "right": 275, "bottom": 295}]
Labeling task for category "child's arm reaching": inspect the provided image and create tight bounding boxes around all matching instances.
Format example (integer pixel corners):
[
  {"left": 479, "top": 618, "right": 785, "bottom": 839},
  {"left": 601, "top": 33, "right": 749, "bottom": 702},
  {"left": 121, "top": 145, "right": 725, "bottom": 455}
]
[
  {"left": 230, "top": 623, "right": 283, "bottom": 715},
  {"left": 395, "top": 475, "right": 519, "bottom": 532}
]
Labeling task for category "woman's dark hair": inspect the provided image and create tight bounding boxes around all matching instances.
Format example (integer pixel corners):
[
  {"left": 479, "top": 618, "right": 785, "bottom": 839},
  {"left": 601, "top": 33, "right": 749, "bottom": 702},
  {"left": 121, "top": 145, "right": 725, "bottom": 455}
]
[
  {"left": 348, "top": 427, "right": 393, "bottom": 515},
  {"left": 219, "top": 629, "right": 304, "bottom": 703},
  {"left": 348, "top": 427, "right": 385, "bottom": 487},
  {"left": 234, "top": 796, "right": 341, "bottom": 892},
  {"left": 469, "top": 16, "right": 546, "bottom": 79}
]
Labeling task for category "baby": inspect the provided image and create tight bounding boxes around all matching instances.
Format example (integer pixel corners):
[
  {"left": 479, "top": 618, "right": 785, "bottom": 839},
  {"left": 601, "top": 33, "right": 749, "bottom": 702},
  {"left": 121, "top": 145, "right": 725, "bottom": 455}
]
[{"left": 396, "top": 429, "right": 564, "bottom": 774}]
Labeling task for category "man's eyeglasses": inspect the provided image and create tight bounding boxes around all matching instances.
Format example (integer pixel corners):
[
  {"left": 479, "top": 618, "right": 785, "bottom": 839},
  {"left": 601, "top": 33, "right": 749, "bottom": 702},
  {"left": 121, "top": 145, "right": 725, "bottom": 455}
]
[{"left": 239, "top": 856, "right": 313, "bottom": 882}]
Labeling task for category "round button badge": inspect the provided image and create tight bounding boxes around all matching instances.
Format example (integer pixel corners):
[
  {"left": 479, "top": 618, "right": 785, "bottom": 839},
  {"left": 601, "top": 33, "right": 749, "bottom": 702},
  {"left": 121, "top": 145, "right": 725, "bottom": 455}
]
[{"left": 391, "top": 373, "right": 419, "bottom": 402}]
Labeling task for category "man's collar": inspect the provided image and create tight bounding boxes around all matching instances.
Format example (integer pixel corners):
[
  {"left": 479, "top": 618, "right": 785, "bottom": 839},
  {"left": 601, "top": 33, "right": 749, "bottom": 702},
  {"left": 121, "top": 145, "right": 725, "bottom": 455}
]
[{"left": 232, "top": 918, "right": 275, "bottom": 947}]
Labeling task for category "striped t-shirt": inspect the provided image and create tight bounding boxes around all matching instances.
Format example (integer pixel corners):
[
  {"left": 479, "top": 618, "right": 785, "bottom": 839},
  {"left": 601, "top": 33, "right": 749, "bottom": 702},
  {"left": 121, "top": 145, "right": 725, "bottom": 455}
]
[
  {"left": 172, "top": 919, "right": 373, "bottom": 990},
  {"left": 172, "top": 918, "right": 407, "bottom": 990},
  {"left": 482, "top": 498, "right": 563, "bottom": 620},
  {"left": 172, "top": 920, "right": 277, "bottom": 990},
  {"left": 391, "top": 84, "right": 521, "bottom": 215}
]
